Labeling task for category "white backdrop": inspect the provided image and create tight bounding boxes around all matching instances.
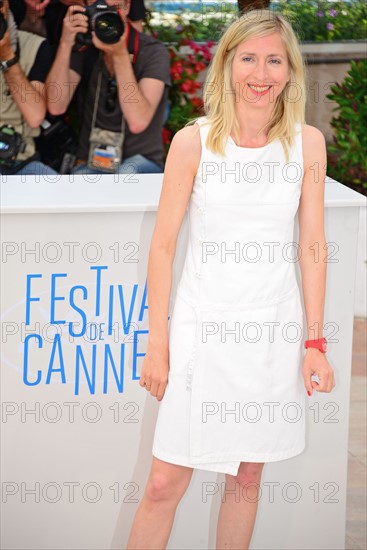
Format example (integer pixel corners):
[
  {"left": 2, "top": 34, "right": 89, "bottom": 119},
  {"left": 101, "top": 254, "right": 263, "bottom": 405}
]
[{"left": 1, "top": 175, "right": 366, "bottom": 549}]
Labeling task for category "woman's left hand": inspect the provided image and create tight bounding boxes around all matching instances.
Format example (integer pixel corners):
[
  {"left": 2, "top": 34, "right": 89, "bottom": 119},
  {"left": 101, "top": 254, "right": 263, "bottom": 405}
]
[{"left": 302, "top": 349, "right": 336, "bottom": 396}]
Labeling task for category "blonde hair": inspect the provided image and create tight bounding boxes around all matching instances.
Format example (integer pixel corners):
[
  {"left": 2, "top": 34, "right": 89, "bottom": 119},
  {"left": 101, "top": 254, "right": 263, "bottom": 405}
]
[{"left": 189, "top": 9, "right": 306, "bottom": 163}]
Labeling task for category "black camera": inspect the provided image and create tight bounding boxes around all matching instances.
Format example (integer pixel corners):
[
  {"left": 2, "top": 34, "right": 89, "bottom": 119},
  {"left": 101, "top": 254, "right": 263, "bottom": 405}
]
[
  {"left": 0, "top": 0, "right": 8, "bottom": 41},
  {"left": 0, "top": 125, "right": 26, "bottom": 168},
  {"left": 76, "top": 0, "right": 124, "bottom": 49}
]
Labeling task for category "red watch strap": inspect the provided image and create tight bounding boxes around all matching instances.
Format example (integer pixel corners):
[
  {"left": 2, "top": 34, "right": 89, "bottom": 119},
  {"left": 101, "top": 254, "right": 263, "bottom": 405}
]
[{"left": 304, "top": 337, "right": 327, "bottom": 352}]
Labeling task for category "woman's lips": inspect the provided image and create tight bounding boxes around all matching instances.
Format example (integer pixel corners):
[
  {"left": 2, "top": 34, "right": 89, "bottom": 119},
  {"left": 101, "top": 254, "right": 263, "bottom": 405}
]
[{"left": 248, "top": 84, "right": 272, "bottom": 96}]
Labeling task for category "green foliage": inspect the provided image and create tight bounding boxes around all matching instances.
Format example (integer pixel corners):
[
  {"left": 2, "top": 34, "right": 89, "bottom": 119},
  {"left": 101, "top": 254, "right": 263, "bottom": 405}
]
[
  {"left": 275, "top": 0, "right": 367, "bottom": 41},
  {"left": 147, "top": 0, "right": 367, "bottom": 42},
  {"left": 144, "top": 16, "right": 213, "bottom": 155},
  {"left": 160, "top": 36, "right": 212, "bottom": 154},
  {"left": 146, "top": 4, "right": 236, "bottom": 43},
  {"left": 325, "top": 60, "right": 367, "bottom": 190}
]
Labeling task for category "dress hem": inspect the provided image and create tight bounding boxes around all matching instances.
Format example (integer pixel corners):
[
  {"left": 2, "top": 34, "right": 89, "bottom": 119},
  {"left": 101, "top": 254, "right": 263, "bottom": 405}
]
[{"left": 152, "top": 443, "right": 306, "bottom": 476}]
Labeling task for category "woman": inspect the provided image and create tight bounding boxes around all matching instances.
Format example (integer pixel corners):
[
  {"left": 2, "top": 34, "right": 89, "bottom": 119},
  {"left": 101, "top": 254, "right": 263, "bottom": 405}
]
[{"left": 127, "top": 8, "right": 335, "bottom": 549}]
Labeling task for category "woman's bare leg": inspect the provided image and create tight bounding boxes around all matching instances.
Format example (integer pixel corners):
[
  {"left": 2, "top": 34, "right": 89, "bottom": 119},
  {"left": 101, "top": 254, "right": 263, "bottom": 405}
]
[
  {"left": 216, "top": 462, "right": 265, "bottom": 550},
  {"left": 126, "top": 456, "right": 194, "bottom": 550}
]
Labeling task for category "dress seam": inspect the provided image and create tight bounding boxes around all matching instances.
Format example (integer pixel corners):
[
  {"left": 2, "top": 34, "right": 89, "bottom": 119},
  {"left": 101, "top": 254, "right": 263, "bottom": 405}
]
[{"left": 176, "top": 283, "right": 300, "bottom": 312}]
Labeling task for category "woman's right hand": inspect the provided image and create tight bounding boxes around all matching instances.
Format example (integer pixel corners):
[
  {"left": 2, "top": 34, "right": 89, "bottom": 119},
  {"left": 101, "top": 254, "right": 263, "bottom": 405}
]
[
  {"left": 139, "top": 345, "right": 169, "bottom": 402},
  {"left": 60, "top": 5, "right": 89, "bottom": 49}
]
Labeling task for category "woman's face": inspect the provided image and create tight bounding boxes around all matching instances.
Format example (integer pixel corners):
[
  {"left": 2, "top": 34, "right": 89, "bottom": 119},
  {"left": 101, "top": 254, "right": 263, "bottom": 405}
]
[{"left": 231, "top": 32, "right": 291, "bottom": 107}]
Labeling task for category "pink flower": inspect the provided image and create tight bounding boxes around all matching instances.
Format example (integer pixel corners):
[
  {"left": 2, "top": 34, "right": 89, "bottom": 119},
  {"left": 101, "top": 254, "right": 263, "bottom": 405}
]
[
  {"left": 180, "top": 81, "right": 192, "bottom": 93},
  {"left": 162, "top": 127, "right": 172, "bottom": 145},
  {"left": 187, "top": 40, "right": 200, "bottom": 53},
  {"left": 171, "top": 61, "right": 183, "bottom": 75},
  {"left": 194, "top": 62, "right": 206, "bottom": 73}
]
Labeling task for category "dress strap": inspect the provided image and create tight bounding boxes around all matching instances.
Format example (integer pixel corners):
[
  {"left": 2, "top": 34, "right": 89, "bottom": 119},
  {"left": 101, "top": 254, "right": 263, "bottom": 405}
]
[
  {"left": 292, "top": 121, "right": 304, "bottom": 175},
  {"left": 194, "top": 116, "right": 211, "bottom": 151}
]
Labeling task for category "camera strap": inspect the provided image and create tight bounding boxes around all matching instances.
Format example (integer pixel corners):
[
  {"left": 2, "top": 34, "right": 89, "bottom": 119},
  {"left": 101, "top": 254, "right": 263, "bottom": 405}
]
[
  {"left": 90, "top": 53, "right": 125, "bottom": 135},
  {"left": 126, "top": 22, "right": 139, "bottom": 64},
  {"left": 90, "top": 21, "right": 139, "bottom": 132},
  {"left": 87, "top": 53, "right": 124, "bottom": 172},
  {"left": 85, "top": 22, "right": 140, "bottom": 172}
]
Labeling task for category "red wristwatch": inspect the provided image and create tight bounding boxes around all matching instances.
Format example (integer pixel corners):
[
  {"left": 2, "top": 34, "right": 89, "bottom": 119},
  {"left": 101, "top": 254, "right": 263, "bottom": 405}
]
[{"left": 304, "top": 337, "right": 327, "bottom": 353}]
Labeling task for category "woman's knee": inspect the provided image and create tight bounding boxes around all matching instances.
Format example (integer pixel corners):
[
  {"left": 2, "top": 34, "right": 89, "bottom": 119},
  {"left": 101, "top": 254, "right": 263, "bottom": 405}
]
[
  {"left": 227, "top": 461, "right": 265, "bottom": 487},
  {"left": 145, "top": 458, "right": 193, "bottom": 503}
]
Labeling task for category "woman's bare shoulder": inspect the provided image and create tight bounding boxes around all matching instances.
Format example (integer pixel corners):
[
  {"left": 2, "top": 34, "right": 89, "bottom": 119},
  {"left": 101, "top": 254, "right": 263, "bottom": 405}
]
[
  {"left": 301, "top": 123, "right": 325, "bottom": 141},
  {"left": 300, "top": 123, "right": 327, "bottom": 168},
  {"left": 171, "top": 122, "right": 202, "bottom": 148},
  {"left": 167, "top": 123, "right": 202, "bottom": 174}
]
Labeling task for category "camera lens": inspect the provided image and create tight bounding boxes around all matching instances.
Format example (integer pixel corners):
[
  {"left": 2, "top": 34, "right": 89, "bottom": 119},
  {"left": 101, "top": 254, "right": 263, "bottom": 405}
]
[
  {"left": 93, "top": 13, "right": 124, "bottom": 44},
  {"left": 0, "top": 141, "right": 10, "bottom": 152}
]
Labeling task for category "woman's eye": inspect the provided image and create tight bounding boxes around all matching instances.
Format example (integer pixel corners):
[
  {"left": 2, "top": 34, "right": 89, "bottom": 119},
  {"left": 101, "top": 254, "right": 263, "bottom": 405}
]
[{"left": 242, "top": 58, "right": 281, "bottom": 64}]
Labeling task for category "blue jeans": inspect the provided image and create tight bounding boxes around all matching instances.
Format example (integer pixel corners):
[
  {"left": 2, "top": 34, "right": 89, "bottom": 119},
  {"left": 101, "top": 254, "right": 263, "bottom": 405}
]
[
  {"left": 14, "top": 161, "right": 58, "bottom": 176},
  {"left": 72, "top": 154, "right": 162, "bottom": 176}
]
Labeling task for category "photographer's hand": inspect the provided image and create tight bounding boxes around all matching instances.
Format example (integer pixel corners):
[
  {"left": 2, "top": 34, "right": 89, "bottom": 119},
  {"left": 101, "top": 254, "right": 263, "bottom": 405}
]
[
  {"left": 24, "top": 0, "right": 51, "bottom": 18},
  {"left": 0, "top": 2, "right": 14, "bottom": 63},
  {"left": 60, "top": 4, "right": 88, "bottom": 49},
  {"left": 0, "top": 29, "right": 14, "bottom": 64},
  {"left": 25, "top": 0, "right": 50, "bottom": 10},
  {"left": 0, "top": 31, "right": 46, "bottom": 128},
  {"left": 90, "top": 21, "right": 129, "bottom": 58}
]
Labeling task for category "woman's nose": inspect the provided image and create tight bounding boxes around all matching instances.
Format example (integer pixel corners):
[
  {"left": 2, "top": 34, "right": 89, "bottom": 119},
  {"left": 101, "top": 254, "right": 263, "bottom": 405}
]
[{"left": 253, "top": 62, "right": 269, "bottom": 82}]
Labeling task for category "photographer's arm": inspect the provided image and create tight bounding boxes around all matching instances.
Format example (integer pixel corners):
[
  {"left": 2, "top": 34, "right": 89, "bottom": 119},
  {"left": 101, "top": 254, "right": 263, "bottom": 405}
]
[
  {"left": 112, "top": 48, "right": 165, "bottom": 134},
  {"left": 92, "top": 33, "right": 166, "bottom": 134},
  {"left": 45, "top": 42, "right": 80, "bottom": 115},
  {"left": 45, "top": 5, "right": 86, "bottom": 115},
  {"left": 0, "top": 36, "right": 46, "bottom": 128}
]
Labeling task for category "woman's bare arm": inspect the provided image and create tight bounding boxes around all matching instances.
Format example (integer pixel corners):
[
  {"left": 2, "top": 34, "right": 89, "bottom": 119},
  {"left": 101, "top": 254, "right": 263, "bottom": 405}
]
[
  {"left": 298, "top": 124, "right": 335, "bottom": 395},
  {"left": 298, "top": 124, "right": 328, "bottom": 340},
  {"left": 140, "top": 123, "right": 202, "bottom": 401}
]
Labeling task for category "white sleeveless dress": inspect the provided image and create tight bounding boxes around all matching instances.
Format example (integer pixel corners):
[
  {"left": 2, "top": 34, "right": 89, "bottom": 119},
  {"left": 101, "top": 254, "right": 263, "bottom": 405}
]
[{"left": 152, "top": 116, "right": 306, "bottom": 475}]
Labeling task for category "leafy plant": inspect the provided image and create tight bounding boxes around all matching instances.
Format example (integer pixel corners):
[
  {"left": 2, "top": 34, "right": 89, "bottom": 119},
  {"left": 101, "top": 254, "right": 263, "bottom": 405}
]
[
  {"left": 146, "top": 0, "right": 367, "bottom": 42},
  {"left": 145, "top": 15, "right": 213, "bottom": 153},
  {"left": 146, "top": 4, "right": 237, "bottom": 43},
  {"left": 325, "top": 59, "right": 367, "bottom": 193},
  {"left": 275, "top": 0, "right": 367, "bottom": 41},
  {"left": 164, "top": 38, "right": 213, "bottom": 154}
]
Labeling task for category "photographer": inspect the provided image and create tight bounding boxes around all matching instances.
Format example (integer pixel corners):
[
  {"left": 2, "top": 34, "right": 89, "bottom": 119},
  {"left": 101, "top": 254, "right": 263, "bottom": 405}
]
[
  {"left": 9, "top": 0, "right": 148, "bottom": 43},
  {"left": 46, "top": 0, "right": 171, "bottom": 175},
  {"left": 0, "top": 0, "right": 57, "bottom": 175}
]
